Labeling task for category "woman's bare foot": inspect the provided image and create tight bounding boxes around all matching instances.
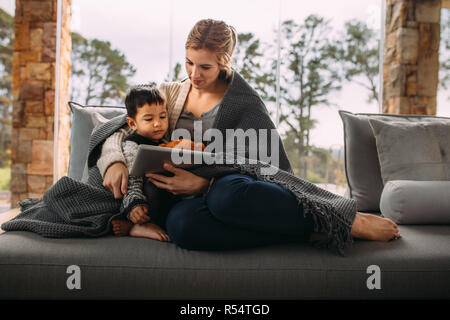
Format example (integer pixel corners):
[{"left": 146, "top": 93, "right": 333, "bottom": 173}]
[
  {"left": 111, "top": 219, "right": 133, "bottom": 236},
  {"left": 351, "top": 213, "right": 401, "bottom": 242},
  {"left": 129, "top": 223, "right": 171, "bottom": 242}
]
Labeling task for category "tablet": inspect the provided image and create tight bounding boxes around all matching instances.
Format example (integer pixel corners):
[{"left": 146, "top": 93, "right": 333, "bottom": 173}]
[{"left": 129, "top": 144, "right": 217, "bottom": 176}]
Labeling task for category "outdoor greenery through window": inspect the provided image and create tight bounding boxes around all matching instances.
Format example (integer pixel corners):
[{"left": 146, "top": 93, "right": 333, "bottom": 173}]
[
  {"left": 0, "top": 1, "right": 449, "bottom": 211},
  {"left": 0, "top": 5, "right": 13, "bottom": 212}
]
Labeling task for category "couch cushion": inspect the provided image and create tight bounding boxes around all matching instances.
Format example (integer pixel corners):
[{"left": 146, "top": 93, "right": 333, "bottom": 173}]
[
  {"left": 338, "top": 110, "right": 450, "bottom": 213},
  {"left": 68, "top": 101, "right": 126, "bottom": 182},
  {"left": 369, "top": 119, "right": 450, "bottom": 183},
  {"left": 380, "top": 180, "right": 450, "bottom": 224},
  {"left": 0, "top": 228, "right": 449, "bottom": 299}
]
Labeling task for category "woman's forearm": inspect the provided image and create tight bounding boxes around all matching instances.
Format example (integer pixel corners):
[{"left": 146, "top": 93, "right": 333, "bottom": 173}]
[{"left": 97, "top": 125, "right": 132, "bottom": 177}]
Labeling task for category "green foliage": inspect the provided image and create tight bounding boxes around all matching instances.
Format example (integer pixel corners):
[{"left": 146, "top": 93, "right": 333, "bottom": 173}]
[
  {"left": 236, "top": 16, "right": 343, "bottom": 179},
  {"left": 0, "top": 8, "right": 13, "bottom": 168},
  {"left": 70, "top": 32, "right": 136, "bottom": 105},
  {"left": 164, "top": 62, "right": 183, "bottom": 82},
  {"left": 282, "top": 129, "right": 300, "bottom": 168},
  {"left": 274, "top": 15, "right": 342, "bottom": 179},
  {"left": 238, "top": 15, "right": 384, "bottom": 182},
  {"left": 306, "top": 170, "right": 325, "bottom": 184},
  {"left": 233, "top": 32, "right": 271, "bottom": 100},
  {"left": 337, "top": 19, "right": 380, "bottom": 103},
  {"left": 0, "top": 9, "right": 13, "bottom": 68},
  {"left": 440, "top": 10, "right": 450, "bottom": 98},
  {"left": 309, "top": 146, "right": 346, "bottom": 187},
  {"left": 0, "top": 167, "right": 10, "bottom": 191},
  {"left": 283, "top": 132, "right": 346, "bottom": 187}
]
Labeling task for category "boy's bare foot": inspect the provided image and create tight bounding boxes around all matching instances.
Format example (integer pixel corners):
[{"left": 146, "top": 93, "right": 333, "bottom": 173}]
[
  {"left": 112, "top": 220, "right": 133, "bottom": 236},
  {"left": 129, "top": 223, "right": 171, "bottom": 242},
  {"left": 351, "top": 213, "right": 401, "bottom": 242}
]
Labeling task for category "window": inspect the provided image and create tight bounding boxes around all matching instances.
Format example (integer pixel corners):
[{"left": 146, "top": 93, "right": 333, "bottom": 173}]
[
  {"left": 0, "top": 2, "right": 14, "bottom": 213},
  {"left": 1, "top": 0, "right": 389, "bottom": 201},
  {"left": 438, "top": 8, "right": 450, "bottom": 117}
]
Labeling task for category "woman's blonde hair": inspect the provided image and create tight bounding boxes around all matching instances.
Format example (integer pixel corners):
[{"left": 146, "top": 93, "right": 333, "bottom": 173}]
[{"left": 185, "top": 19, "right": 237, "bottom": 80}]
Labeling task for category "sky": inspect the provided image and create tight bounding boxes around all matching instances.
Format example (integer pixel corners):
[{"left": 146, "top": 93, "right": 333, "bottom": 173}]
[{"left": 1, "top": 0, "right": 449, "bottom": 150}]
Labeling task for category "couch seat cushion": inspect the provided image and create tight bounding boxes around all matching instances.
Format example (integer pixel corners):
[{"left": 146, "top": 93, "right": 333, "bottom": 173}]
[{"left": 0, "top": 227, "right": 449, "bottom": 299}]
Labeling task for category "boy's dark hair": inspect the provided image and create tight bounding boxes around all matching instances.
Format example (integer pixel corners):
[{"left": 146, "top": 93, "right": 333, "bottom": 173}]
[{"left": 125, "top": 85, "right": 165, "bottom": 118}]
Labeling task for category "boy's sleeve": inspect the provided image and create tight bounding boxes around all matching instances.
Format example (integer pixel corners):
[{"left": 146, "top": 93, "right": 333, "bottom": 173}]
[
  {"left": 121, "top": 140, "right": 149, "bottom": 220},
  {"left": 97, "top": 125, "right": 133, "bottom": 178}
]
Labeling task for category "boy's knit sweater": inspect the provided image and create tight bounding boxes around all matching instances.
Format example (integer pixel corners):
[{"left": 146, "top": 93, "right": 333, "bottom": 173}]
[
  {"left": 97, "top": 125, "right": 132, "bottom": 177},
  {"left": 121, "top": 132, "right": 163, "bottom": 219}
]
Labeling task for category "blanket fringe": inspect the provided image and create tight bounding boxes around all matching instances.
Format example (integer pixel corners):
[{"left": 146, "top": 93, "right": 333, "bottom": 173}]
[{"left": 297, "top": 197, "right": 354, "bottom": 256}]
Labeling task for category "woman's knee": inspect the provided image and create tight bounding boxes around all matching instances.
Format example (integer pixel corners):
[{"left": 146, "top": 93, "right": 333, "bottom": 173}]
[{"left": 207, "top": 174, "right": 253, "bottom": 220}]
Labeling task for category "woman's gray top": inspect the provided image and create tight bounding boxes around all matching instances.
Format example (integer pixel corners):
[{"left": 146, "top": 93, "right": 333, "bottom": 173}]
[{"left": 173, "top": 102, "right": 220, "bottom": 144}]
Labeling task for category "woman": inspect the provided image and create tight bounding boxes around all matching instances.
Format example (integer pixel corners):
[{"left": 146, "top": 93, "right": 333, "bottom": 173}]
[{"left": 99, "top": 19, "right": 400, "bottom": 252}]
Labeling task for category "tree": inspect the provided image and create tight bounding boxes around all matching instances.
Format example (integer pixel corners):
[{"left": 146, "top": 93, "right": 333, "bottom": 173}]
[
  {"left": 337, "top": 20, "right": 380, "bottom": 104},
  {"left": 440, "top": 9, "right": 450, "bottom": 99},
  {"left": 70, "top": 32, "right": 136, "bottom": 105},
  {"left": 164, "top": 62, "right": 183, "bottom": 82},
  {"left": 276, "top": 16, "right": 342, "bottom": 179},
  {"left": 282, "top": 129, "right": 301, "bottom": 176},
  {"left": 232, "top": 19, "right": 343, "bottom": 180},
  {"left": 233, "top": 32, "right": 272, "bottom": 101},
  {"left": 70, "top": 32, "right": 88, "bottom": 104},
  {"left": 0, "top": 8, "right": 13, "bottom": 167}
]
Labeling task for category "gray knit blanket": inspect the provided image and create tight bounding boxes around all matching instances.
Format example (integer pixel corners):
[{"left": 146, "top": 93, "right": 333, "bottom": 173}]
[{"left": 2, "top": 72, "right": 357, "bottom": 254}]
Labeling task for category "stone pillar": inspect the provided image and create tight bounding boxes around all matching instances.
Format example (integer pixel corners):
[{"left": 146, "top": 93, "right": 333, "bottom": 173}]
[
  {"left": 383, "top": 0, "right": 441, "bottom": 115},
  {"left": 11, "top": 0, "right": 72, "bottom": 207}
]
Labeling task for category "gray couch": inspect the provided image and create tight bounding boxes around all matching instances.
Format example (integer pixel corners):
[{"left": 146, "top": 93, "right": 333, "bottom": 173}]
[
  {"left": 0, "top": 106, "right": 449, "bottom": 299},
  {"left": 1, "top": 225, "right": 449, "bottom": 299}
]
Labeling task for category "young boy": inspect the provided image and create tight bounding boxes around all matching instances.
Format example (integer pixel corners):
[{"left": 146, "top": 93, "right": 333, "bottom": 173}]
[{"left": 111, "top": 86, "right": 186, "bottom": 242}]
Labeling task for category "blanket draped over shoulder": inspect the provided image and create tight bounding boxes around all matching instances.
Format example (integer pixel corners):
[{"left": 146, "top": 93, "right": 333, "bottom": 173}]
[{"left": 2, "top": 73, "right": 357, "bottom": 255}]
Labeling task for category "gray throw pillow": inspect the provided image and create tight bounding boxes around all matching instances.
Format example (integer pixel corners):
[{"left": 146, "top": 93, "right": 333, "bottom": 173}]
[
  {"left": 68, "top": 101, "right": 126, "bottom": 181},
  {"left": 338, "top": 110, "right": 450, "bottom": 213},
  {"left": 369, "top": 119, "right": 450, "bottom": 183},
  {"left": 380, "top": 180, "right": 450, "bottom": 224}
]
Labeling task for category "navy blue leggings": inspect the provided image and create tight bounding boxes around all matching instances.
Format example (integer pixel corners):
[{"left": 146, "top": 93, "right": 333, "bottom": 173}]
[{"left": 164, "top": 173, "right": 314, "bottom": 250}]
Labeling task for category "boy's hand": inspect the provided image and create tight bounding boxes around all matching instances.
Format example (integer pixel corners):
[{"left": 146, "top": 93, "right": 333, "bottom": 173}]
[{"left": 129, "top": 205, "right": 150, "bottom": 224}]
